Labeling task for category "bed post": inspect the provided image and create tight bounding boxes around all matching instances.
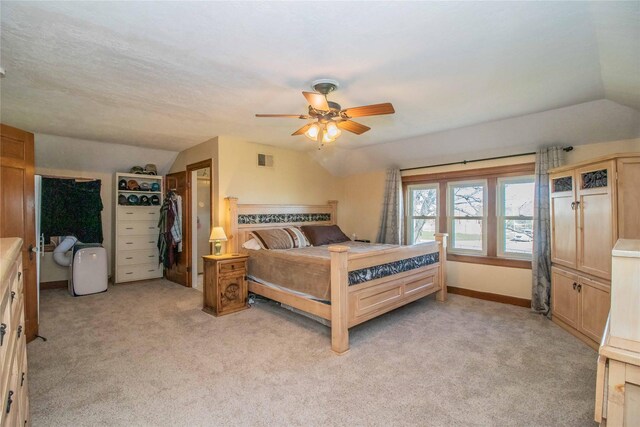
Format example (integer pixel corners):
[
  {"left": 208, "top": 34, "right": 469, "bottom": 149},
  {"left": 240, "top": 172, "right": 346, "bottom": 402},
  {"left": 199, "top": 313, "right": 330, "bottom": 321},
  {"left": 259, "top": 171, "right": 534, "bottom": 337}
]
[
  {"left": 435, "top": 233, "right": 448, "bottom": 302},
  {"left": 329, "top": 245, "right": 349, "bottom": 355},
  {"left": 225, "top": 197, "right": 239, "bottom": 253},
  {"left": 327, "top": 200, "right": 338, "bottom": 225}
]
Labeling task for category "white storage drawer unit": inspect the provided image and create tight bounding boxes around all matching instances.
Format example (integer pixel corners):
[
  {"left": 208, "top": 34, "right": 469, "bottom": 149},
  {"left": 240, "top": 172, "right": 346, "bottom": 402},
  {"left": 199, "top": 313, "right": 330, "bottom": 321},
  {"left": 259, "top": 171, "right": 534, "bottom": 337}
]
[{"left": 115, "top": 172, "right": 164, "bottom": 283}]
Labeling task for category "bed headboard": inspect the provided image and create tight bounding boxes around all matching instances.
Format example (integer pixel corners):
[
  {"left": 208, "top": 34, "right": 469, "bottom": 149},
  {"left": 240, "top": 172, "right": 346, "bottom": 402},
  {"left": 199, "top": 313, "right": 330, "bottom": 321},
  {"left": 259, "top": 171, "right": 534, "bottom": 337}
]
[{"left": 224, "top": 198, "right": 338, "bottom": 252}]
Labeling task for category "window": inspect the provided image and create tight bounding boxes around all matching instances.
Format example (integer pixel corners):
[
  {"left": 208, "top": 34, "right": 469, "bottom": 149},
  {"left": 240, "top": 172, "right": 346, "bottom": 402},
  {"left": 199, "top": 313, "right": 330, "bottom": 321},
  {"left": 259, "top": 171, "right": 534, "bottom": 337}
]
[
  {"left": 498, "top": 176, "right": 534, "bottom": 258},
  {"left": 406, "top": 184, "right": 438, "bottom": 244},
  {"left": 448, "top": 181, "right": 487, "bottom": 254},
  {"left": 402, "top": 162, "right": 535, "bottom": 269}
]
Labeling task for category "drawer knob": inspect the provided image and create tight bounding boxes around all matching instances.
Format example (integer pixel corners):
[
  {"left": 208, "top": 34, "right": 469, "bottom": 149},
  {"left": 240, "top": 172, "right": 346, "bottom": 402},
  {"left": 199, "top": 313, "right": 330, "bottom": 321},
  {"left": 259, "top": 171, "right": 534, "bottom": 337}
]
[
  {"left": 17, "top": 325, "right": 22, "bottom": 338},
  {"left": 125, "top": 257, "right": 133, "bottom": 260},
  {"left": 5, "top": 390, "right": 13, "bottom": 414},
  {"left": 126, "top": 242, "right": 133, "bottom": 245},
  {"left": 126, "top": 272, "right": 133, "bottom": 275},
  {"left": 0, "top": 323, "right": 5, "bottom": 346},
  {"left": 17, "top": 271, "right": 21, "bottom": 281},
  {"left": 10, "top": 291, "right": 15, "bottom": 302},
  {"left": 126, "top": 227, "right": 134, "bottom": 230}
]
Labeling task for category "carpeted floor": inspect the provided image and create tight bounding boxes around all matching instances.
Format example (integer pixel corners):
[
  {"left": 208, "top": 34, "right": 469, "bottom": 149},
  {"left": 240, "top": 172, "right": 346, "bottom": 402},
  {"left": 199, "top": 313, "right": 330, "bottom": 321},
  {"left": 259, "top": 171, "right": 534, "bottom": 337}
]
[{"left": 28, "top": 279, "right": 598, "bottom": 426}]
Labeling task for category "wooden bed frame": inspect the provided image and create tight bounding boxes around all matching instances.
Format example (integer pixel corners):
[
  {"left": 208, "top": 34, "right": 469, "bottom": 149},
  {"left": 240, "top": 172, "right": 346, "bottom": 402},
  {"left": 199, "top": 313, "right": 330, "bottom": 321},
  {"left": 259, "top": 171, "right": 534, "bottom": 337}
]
[{"left": 225, "top": 197, "right": 447, "bottom": 354}]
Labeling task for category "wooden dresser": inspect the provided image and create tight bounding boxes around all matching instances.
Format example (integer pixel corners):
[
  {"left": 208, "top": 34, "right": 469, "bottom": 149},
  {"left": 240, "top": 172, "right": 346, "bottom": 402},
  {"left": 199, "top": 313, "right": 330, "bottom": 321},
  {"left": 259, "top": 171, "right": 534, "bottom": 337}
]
[
  {"left": 595, "top": 239, "right": 640, "bottom": 426},
  {"left": 549, "top": 153, "right": 640, "bottom": 349},
  {"left": 1, "top": 238, "right": 30, "bottom": 426}
]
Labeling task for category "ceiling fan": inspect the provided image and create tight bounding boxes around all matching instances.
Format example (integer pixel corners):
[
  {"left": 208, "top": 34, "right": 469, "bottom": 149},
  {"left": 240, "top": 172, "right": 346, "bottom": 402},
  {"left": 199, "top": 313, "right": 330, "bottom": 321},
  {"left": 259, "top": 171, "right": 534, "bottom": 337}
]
[{"left": 256, "top": 79, "right": 395, "bottom": 146}]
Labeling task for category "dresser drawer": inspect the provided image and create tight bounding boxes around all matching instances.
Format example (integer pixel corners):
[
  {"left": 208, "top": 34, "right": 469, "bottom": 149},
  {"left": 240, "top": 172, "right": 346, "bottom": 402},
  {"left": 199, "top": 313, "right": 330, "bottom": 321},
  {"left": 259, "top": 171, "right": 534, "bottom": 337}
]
[
  {"left": 117, "top": 206, "right": 160, "bottom": 221},
  {"left": 117, "top": 249, "right": 159, "bottom": 266},
  {"left": 219, "top": 260, "right": 246, "bottom": 275},
  {"left": 117, "top": 263, "right": 162, "bottom": 283},
  {"left": 118, "top": 220, "right": 158, "bottom": 236},
  {"left": 118, "top": 236, "right": 157, "bottom": 251}
]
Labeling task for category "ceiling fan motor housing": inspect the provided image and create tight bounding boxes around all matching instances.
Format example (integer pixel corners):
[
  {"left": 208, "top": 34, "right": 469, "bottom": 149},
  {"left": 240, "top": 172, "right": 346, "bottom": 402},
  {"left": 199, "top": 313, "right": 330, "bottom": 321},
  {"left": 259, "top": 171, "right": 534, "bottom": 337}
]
[{"left": 311, "top": 78, "right": 339, "bottom": 95}]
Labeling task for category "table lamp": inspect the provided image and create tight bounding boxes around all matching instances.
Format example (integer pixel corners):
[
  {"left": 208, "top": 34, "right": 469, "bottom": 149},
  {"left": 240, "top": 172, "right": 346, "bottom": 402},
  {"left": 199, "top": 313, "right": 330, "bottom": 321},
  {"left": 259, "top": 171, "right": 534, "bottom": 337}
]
[{"left": 209, "top": 227, "right": 227, "bottom": 256}]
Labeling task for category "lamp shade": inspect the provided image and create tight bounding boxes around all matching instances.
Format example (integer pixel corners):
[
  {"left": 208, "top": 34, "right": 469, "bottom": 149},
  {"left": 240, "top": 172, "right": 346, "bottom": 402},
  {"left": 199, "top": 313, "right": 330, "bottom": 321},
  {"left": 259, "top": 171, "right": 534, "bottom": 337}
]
[{"left": 209, "top": 226, "right": 227, "bottom": 242}]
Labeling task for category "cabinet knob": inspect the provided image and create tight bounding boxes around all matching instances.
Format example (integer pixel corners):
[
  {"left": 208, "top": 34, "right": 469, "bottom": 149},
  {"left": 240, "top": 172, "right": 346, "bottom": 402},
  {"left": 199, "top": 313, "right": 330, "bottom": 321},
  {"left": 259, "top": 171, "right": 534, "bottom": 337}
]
[
  {"left": 0, "top": 323, "right": 5, "bottom": 346},
  {"left": 10, "top": 291, "right": 15, "bottom": 302},
  {"left": 17, "top": 325, "right": 22, "bottom": 339},
  {"left": 20, "top": 372, "right": 25, "bottom": 387},
  {"left": 573, "top": 282, "right": 577, "bottom": 290},
  {"left": 577, "top": 284, "right": 582, "bottom": 293},
  {"left": 570, "top": 202, "right": 575, "bottom": 210}
]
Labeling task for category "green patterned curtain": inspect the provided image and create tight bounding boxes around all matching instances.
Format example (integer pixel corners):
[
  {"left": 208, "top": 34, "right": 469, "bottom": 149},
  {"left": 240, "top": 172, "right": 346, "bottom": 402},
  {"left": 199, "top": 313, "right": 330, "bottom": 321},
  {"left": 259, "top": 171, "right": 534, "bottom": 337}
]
[{"left": 41, "top": 178, "right": 104, "bottom": 244}]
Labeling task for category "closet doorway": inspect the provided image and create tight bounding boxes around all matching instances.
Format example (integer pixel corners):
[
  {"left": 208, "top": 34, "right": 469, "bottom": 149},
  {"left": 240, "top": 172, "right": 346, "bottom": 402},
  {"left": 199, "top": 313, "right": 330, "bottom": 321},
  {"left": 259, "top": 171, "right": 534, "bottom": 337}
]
[{"left": 188, "top": 160, "right": 212, "bottom": 291}]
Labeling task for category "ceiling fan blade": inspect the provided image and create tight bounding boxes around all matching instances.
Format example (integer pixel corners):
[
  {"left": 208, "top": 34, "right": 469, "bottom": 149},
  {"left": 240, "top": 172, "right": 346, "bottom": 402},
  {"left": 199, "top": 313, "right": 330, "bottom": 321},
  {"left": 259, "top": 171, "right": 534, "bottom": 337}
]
[
  {"left": 292, "top": 123, "right": 313, "bottom": 136},
  {"left": 337, "top": 120, "right": 371, "bottom": 135},
  {"left": 255, "top": 114, "right": 309, "bottom": 118},
  {"left": 302, "top": 91, "right": 330, "bottom": 111},
  {"left": 342, "top": 103, "right": 395, "bottom": 118}
]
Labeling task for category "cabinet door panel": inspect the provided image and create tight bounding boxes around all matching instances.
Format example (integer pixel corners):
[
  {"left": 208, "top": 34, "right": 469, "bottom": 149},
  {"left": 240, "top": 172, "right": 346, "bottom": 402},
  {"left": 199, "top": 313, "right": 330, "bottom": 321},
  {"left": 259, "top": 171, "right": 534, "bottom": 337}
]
[
  {"left": 550, "top": 194, "right": 577, "bottom": 268},
  {"left": 216, "top": 275, "right": 247, "bottom": 314},
  {"left": 578, "top": 191, "right": 613, "bottom": 278},
  {"left": 551, "top": 269, "right": 579, "bottom": 328},
  {"left": 579, "top": 279, "right": 610, "bottom": 343}
]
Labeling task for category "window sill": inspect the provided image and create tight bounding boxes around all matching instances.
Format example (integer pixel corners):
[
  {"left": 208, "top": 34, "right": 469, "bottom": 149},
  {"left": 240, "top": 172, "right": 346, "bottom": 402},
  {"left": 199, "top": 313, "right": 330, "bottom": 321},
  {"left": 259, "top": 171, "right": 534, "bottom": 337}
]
[{"left": 447, "top": 253, "right": 532, "bottom": 269}]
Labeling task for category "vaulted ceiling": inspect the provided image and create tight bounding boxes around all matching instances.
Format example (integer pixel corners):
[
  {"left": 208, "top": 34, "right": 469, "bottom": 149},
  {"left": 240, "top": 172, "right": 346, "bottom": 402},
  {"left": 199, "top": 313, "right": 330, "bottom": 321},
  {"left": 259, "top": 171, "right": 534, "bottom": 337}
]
[{"left": 1, "top": 2, "right": 639, "bottom": 153}]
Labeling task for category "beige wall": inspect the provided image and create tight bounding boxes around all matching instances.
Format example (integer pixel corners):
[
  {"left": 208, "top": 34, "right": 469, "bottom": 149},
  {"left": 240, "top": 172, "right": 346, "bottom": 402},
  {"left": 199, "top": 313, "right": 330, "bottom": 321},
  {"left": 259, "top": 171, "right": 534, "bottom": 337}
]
[
  {"left": 168, "top": 136, "right": 345, "bottom": 252},
  {"left": 340, "top": 138, "right": 640, "bottom": 300}
]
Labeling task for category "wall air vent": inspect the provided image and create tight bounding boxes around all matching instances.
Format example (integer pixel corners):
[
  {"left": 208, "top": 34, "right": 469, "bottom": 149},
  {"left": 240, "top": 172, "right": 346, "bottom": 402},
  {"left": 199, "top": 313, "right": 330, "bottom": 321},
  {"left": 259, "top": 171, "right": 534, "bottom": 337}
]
[{"left": 257, "top": 153, "right": 274, "bottom": 168}]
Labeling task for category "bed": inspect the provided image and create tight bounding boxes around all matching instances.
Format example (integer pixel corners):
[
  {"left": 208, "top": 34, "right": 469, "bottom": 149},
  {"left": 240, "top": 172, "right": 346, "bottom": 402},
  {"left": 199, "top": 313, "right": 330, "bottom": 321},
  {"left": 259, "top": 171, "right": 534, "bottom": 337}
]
[{"left": 225, "top": 197, "right": 447, "bottom": 354}]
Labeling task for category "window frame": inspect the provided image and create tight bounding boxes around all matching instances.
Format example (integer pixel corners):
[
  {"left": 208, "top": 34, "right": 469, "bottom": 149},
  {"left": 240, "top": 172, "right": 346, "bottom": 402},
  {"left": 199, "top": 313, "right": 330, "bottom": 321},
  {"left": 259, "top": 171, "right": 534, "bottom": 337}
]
[
  {"left": 401, "top": 162, "right": 535, "bottom": 270},
  {"left": 497, "top": 175, "right": 535, "bottom": 260},
  {"left": 405, "top": 183, "right": 439, "bottom": 245},
  {"left": 447, "top": 179, "right": 488, "bottom": 255}
]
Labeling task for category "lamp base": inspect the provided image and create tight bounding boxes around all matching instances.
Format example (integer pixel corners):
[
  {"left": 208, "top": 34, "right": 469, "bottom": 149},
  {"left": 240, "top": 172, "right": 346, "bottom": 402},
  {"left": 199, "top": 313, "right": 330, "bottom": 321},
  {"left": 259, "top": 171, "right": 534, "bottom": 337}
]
[{"left": 214, "top": 241, "right": 222, "bottom": 256}]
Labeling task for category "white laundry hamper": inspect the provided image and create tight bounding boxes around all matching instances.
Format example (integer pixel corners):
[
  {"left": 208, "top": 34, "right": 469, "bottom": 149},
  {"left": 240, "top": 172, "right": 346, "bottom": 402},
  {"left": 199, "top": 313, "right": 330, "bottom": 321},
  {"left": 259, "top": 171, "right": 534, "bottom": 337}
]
[{"left": 69, "top": 243, "right": 108, "bottom": 296}]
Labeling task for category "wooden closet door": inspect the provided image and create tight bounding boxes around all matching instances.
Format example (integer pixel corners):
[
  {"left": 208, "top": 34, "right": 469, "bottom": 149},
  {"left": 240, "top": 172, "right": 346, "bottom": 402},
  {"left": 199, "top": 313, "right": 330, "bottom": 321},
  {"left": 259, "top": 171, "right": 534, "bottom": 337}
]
[
  {"left": 551, "top": 267, "right": 579, "bottom": 328},
  {"left": 550, "top": 172, "right": 577, "bottom": 269},
  {"left": 0, "top": 124, "right": 37, "bottom": 341},
  {"left": 576, "top": 161, "right": 616, "bottom": 279},
  {"left": 577, "top": 276, "right": 610, "bottom": 343}
]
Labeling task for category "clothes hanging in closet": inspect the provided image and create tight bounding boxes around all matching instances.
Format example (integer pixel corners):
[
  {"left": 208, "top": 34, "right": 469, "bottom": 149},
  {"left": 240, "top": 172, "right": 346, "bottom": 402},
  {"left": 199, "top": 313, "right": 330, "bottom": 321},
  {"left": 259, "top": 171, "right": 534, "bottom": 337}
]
[{"left": 158, "top": 191, "right": 182, "bottom": 268}]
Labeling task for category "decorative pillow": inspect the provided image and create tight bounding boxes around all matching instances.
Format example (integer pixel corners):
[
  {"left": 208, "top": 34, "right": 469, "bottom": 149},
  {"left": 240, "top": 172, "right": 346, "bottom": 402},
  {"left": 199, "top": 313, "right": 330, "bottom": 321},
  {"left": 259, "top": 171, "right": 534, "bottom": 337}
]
[
  {"left": 283, "top": 226, "right": 311, "bottom": 248},
  {"left": 241, "top": 238, "right": 262, "bottom": 251},
  {"left": 300, "top": 225, "right": 351, "bottom": 246},
  {"left": 250, "top": 229, "right": 295, "bottom": 250}
]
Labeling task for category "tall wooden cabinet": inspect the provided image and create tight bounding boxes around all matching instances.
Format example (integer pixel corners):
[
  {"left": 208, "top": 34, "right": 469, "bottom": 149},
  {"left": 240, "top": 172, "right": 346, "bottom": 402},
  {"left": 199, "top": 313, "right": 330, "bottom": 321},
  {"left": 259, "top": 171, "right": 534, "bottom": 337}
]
[{"left": 549, "top": 153, "right": 640, "bottom": 348}]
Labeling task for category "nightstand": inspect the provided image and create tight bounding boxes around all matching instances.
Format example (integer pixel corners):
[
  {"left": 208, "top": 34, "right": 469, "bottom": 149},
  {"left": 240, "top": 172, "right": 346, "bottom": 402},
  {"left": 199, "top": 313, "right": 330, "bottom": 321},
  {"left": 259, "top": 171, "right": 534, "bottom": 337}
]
[{"left": 202, "top": 253, "right": 249, "bottom": 316}]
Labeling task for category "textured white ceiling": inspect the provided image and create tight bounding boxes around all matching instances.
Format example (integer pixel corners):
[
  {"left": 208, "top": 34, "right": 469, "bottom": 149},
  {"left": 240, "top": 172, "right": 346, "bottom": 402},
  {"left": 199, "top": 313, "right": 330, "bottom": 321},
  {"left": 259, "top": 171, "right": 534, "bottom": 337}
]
[{"left": 1, "top": 2, "right": 639, "bottom": 153}]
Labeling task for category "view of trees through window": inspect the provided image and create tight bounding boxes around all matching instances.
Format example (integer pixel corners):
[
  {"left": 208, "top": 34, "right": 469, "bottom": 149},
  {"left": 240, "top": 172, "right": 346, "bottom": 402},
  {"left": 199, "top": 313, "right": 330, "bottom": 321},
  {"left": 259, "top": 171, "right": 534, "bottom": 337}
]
[
  {"left": 450, "top": 183, "right": 484, "bottom": 251},
  {"left": 409, "top": 186, "right": 437, "bottom": 243},
  {"left": 500, "top": 179, "right": 534, "bottom": 255}
]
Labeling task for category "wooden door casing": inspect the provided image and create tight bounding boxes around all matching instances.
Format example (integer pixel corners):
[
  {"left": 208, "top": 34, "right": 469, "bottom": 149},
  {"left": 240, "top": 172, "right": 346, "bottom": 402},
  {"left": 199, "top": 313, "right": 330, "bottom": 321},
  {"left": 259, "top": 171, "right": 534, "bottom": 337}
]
[
  {"left": 551, "top": 268, "right": 579, "bottom": 329},
  {"left": 0, "top": 124, "right": 37, "bottom": 341},
  {"left": 164, "top": 171, "right": 190, "bottom": 287},
  {"left": 550, "top": 172, "right": 577, "bottom": 269},
  {"left": 576, "top": 161, "right": 616, "bottom": 279}
]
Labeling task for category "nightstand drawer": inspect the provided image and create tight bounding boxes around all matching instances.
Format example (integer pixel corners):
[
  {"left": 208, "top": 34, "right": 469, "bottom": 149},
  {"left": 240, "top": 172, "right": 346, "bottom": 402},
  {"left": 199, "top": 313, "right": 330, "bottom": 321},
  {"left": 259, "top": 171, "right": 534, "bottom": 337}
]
[{"left": 219, "top": 261, "right": 245, "bottom": 274}]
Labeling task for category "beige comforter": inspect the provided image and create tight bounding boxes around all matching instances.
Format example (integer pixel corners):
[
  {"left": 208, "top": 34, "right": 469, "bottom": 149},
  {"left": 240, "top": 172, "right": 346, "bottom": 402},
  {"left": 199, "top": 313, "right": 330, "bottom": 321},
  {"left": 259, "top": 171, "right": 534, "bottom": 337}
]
[{"left": 245, "top": 241, "right": 400, "bottom": 301}]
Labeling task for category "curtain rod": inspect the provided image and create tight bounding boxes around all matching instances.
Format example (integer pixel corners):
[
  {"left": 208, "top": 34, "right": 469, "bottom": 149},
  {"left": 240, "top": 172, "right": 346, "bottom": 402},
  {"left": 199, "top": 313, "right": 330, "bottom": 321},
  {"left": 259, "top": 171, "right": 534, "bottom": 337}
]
[{"left": 399, "top": 146, "right": 573, "bottom": 172}]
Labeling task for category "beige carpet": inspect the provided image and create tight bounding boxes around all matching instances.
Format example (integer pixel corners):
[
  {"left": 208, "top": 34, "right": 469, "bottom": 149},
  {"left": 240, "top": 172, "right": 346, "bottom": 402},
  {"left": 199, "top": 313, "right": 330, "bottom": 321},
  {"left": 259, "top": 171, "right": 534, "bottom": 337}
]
[{"left": 28, "top": 279, "right": 597, "bottom": 426}]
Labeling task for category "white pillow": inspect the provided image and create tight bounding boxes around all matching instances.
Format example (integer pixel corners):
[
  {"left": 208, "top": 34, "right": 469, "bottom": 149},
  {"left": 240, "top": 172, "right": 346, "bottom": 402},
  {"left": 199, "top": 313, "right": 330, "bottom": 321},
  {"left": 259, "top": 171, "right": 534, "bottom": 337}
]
[{"left": 242, "top": 238, "right": 262, "bottom": 251}]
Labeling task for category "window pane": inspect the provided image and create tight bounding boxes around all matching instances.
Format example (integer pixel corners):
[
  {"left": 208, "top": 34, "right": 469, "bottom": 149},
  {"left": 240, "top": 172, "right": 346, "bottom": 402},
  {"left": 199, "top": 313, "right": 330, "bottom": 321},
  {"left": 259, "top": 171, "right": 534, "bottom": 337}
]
[
  {"left": 504, "top": 219, "right": 533, "bottom": 254},
  {"left": 412, "top": 219, "right": 436, "bottom": 243},
  {"left": 453, "top": 185, "right": 483, "bottom": 217},
  {"left": 503, "top": 181, "right": 534, "bottom": 216},
  {"left": 411, "top": 188, "right": 437, "bottom": 217},
  {"left": 452, "top": 219, "right": 483, "bottom": 251}
]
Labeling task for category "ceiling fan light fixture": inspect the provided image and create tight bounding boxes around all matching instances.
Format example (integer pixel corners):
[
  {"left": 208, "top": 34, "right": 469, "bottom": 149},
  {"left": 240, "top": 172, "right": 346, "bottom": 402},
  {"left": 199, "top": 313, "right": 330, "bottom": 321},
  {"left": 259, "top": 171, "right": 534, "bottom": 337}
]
[
  {"left": 322, "top": 131, "right": 336, "bottom": 144},
  {"left": 326, "top": 121, "right": 341, "bottom": 138},
  {"left": 305, "top": 123, "right": 320, "bottom": 140}
]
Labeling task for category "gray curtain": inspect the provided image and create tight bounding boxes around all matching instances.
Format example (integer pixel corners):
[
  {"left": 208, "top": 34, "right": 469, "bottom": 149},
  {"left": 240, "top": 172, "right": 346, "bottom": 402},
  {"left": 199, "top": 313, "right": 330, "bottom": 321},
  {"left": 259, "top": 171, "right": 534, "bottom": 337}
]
[
  {"left": 531, "top": 147, "right": 565, "bottom": 317},
  {"left": 376, "top": 168, "right": 402, "bottom": 244}
]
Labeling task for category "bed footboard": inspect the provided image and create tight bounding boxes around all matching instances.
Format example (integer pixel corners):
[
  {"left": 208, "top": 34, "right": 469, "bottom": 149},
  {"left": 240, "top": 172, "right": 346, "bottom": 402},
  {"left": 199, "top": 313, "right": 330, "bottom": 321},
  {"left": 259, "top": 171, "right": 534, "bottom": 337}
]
[{"left": 329, "top": 234, "right": 447, "bottom": 355}]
